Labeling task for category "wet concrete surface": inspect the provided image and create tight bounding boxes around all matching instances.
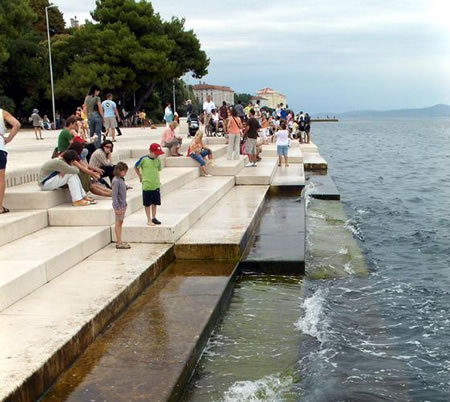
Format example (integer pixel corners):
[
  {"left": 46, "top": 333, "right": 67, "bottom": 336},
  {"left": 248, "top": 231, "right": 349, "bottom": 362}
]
[
  {"left": 306, "top": 173, "right": 341, "bottom": 200},
  {"left": 241, "top": 192, "right": 305, "bottom": 274},
  {"left": 41, "top": 260, "right": 237, "bottom": 402}
]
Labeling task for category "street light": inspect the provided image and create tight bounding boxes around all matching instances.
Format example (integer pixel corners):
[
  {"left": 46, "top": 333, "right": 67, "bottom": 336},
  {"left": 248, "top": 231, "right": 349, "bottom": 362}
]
[{"left": 45, "top": 4, "right": 56, "bottom": 129}]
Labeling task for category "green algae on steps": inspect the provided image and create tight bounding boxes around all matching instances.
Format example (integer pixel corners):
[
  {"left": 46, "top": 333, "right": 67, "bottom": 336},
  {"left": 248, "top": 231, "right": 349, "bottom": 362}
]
[
  {"left": 41, "top": 260, "right": 237, "bottom": 402},
  {"left": 306, "top": 199, "right": 368, "bottom": 280}
]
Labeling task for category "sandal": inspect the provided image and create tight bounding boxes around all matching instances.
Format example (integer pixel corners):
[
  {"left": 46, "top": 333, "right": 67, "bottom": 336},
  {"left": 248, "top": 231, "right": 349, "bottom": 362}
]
[
  {"left": 0, "top": 206, "right": 10, "bottom": 214},
  {"left": 116, "top": 242, "right": 131, "bottom": 249}
]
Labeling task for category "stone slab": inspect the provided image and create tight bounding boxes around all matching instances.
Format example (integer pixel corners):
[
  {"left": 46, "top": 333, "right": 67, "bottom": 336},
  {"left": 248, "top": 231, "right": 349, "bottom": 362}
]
[
  {"left": 305, "top": 174, "right": 341, "bottom": 200},
  {"left": 118, "top": 176, "right": 235, "bottom": 243},
  {"left": 241, "top": 193, "right": 305, "bottom": 274},
  {"left": 271, "top": 164, "right": 306, "bottom": 187},
  {"left": 0, "top": 210, "right": 48, "bottom": 247},
  {"left": 41, "top": 260, "right": 237, "bottom": 402},
  {"left": 208, "top": 155, "right": 246, "bottom": 176},
  {"left": 0, "top": 226, "right": 110, "bottom": 311},
  {"left": 175, "top": 185, "right": 269, "bottom": 260},
  {"left": 164, "top": 144, "right": 227, "bottom": 168},
  {"left": 0, "top": 243, "right": 174, "bottom": 402},
  {"left": 235, "top": 158, "right": 278, "bottom": 185},
  {"left": 261, "top": 145, "right": 304, "bottom": 163},
  {"left": 48, "top": 168, "right": 199, "bottom": 226}
]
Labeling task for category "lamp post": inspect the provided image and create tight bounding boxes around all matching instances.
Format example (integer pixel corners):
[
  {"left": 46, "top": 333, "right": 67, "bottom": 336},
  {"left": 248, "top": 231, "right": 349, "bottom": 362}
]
[
  {"left": 172, "top": 79, "right": 176, "bottom": 112},
  {"left": 45, "top": 4, "right": 56, "bottom": 129}
]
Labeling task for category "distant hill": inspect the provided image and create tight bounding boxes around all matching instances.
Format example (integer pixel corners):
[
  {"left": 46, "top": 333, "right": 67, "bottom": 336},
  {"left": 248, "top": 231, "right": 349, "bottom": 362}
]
[{"left": 316, "top": 104, "right": 450, "bottom": 119}]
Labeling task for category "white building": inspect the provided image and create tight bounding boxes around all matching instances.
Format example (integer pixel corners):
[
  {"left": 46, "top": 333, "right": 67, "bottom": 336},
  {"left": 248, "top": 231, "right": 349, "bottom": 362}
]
[
  {"left": 255, "top": 88, "right": 287, "bottom": 109},
  {"left": 193, "top": 83, "right": 235, "bottom": 107}
]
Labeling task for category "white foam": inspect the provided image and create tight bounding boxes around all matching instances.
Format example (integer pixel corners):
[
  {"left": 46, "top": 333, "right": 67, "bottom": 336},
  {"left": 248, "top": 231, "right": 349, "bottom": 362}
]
[
  {"left": 222, "top": 373, "right": 293, "bottom": 402},
  {"left": 304, "top": 181, "right": 317, "bottom": 210},
  {"left": 295, "top": 288, "right": 329, "bottom": 343}
]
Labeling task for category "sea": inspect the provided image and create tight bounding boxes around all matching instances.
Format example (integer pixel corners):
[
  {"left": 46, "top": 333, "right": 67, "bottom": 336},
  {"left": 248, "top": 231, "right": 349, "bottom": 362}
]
[{"left": 185, "top": 117, "right": 450, "bottom": 401}]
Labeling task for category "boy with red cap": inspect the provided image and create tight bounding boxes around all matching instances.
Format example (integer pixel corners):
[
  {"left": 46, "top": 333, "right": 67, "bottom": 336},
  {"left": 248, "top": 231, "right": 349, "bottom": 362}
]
[{"left": 134, "top": 143, "right": 165, "bottom": 225}]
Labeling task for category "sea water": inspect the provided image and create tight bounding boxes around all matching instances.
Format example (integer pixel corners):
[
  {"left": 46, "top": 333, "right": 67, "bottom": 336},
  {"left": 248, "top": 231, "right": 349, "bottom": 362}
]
[{"left": 185, "top": 117, "right": 450, "bottom": 401}]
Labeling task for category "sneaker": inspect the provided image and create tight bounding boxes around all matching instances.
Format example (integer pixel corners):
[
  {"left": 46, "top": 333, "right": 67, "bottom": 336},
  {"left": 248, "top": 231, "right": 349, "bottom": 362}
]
[
  {"left": 72, "top": 200, "right": 89, "bottom": 207},
  {"left": 204, "top": 174, "right": 212, "bottom": 177},
  {"left": 252, "top": 162, "right": 257, "bottom": 167},
  {"left": 152, "top": 218, "right": 161, "bottom": 225},
  {"left": 245, "top": 162, "right": 253, "bottom": 167}
]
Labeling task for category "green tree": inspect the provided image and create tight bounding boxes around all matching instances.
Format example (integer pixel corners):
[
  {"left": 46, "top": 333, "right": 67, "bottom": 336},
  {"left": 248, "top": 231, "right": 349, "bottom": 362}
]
[
  {"left": 234, "top": 93, "right": 253, "bottom": 105},
  {"left": 29, "top": 0, "right": 65, "bottom": 36},
  {"left": 54, "top": 0, "right": 209, "bottom": 116}
]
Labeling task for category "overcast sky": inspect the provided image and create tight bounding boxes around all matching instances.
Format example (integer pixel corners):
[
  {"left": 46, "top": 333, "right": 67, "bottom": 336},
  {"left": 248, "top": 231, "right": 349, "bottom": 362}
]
[{"left": 56, "top": 0, "right": 450, "bottom": 113}]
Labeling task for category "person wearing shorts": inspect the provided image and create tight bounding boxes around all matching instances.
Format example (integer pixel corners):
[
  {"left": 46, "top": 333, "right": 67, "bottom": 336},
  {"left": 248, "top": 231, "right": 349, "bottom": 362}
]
[
  {"left": 244, "top": 109, "right": 260, "bottom": 167},
  {"left": 112, "top": 162, "right": 130, "bottom": 249},
  {"left": 102, "top": 93, "right": 120, "bottom": 142},
  {"left": 0, "top": 108, "right": 21, "bottom": 214},
  {"left": 276, "top": 122, "right": 291, "bottom": 167},
  {"left": 134, "top": 143, "right": 165, "bottom": 226}
]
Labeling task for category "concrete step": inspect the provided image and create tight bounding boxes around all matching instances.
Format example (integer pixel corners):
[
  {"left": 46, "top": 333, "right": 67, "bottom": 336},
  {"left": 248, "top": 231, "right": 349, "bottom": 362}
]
[
  {"left": 176, "top": 185, "right": 269, "bottom": 259},
  {"left": 209, "top": 155, "right": 247, "bottom": 176},
  {"left": 40, "top": 260, "right": 236, "bottom": 402},
  {"left": 299, "top": 142, "right": 319, "bottom": 154},
  {"left": 0, "top": 243, "right": 174, "bottom": 402},
  {"left": 204, "top": 136, "right": 228, "bottom": 144},
  {"left": 236, "top": 157, "right": 278, "bottom": 185},
  {"left": 303, "top": 154, "right": 328, "bottom": 171},
  {"left": 48, "top": 167, "right": 199, "bottom": 226},
  {"left": 0, "top": 226, "right": 111, "bottom": 312},
  {"left": 261, "top": 144, "right": 304, "bottom": 163},
  {"left": 0, "top": 210, "right": 48, "bottom": 247},
  {"left": 271, "top": 164, "right": 306, "bottom": 187},
  {"left": 118, "top": 176, "right": 235, "bottom": 243},
  {"left": 164, "top": 144, "right": 227, "bottom": 167},
  {"left": 4, "top": 181, "right": 71, "bottom": 210}
]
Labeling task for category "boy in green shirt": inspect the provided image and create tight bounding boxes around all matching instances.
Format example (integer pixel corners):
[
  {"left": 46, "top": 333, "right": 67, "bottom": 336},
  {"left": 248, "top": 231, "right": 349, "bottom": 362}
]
[{"left": 134, "top": 143, "right": 165, "bottom": 225}]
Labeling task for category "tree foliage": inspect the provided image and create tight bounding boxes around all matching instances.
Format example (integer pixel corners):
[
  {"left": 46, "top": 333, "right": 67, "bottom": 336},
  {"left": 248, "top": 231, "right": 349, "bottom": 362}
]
[
  {"left": 234, "top": 93, "right": 253, "bottom": 105},
  {"left": 0, "top": 0, "right": 209, "bottom": 119}
]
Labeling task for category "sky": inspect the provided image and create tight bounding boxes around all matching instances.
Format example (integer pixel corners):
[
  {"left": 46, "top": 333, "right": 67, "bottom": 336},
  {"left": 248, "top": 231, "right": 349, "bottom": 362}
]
[{"left": 56, "top": 0, "right": 450, "bottom": 113}]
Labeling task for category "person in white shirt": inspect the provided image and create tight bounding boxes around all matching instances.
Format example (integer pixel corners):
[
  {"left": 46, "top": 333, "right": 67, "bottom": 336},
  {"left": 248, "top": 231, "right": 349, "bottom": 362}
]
[
  {"left": 0, "top": 108, "right": 21, "bottom": 214},
  {"left": 275, "top": 121, "right": 291, "bottom": 167},
  {"left": 202, "top": 95, "right": 216, "bottom": 136}
]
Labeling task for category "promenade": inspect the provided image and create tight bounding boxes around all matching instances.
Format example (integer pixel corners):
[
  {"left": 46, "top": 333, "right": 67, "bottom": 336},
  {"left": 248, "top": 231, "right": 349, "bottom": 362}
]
[{"left": 0, "top": 121, "right": 327, "bottom": 401}]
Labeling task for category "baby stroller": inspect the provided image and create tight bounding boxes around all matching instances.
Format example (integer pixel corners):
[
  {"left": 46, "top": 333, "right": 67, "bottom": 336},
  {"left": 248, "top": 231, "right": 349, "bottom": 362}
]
[{"left": 188, "top": 113, "right": 200, "bottom": 137}]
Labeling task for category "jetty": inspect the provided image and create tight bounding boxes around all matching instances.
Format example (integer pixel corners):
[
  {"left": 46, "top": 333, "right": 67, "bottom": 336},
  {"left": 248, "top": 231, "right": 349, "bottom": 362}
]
[{"left": 0, "top": 120, "right": 328, "bottom": 401}]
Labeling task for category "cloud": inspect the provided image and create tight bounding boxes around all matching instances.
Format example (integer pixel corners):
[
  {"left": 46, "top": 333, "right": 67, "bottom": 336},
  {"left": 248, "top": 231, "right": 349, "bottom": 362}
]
[{"left": 55, "top": 0, "right": 450, "bottom": 111}]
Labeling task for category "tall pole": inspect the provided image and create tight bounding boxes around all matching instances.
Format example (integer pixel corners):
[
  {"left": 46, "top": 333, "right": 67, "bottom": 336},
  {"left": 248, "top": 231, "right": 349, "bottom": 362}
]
[
  {"left": 172, "top": 79, "right": 176, "bottom": 112},
  {"left": 45, "top": 5, "right": 56, "bottom": 129}
]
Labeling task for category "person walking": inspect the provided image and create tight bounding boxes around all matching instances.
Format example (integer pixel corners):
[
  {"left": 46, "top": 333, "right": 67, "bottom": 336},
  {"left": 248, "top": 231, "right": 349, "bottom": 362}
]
[
  {"left": 31, "top": 109, "right": 43, "bottom": 140},
  {"left": 164, "top": 102, "right": 174, "bottom": 127},
  {"left": 202, "top": 95, "right": 215, "bottom": 136},
  {"left": 185, "top": 99, "right": 193, "bottom": 118},
  {"left": 219, "top": 101, "right": 228, "bottom": 134},
  {"left": 304, "top": 113, "right": 312, "bottom": 144},
  {"left": 226, "top": 107, "right": 242, "bottom": 160},
  {"left": 0, "top": 108, "right": 21, "bottom": 214},
  {"left": 276, "top": 122, "right": 291, "bottom": 167},
  {"left": 235, "top": 100, "right": 245, "bottom": 123},
  {"left": 83, "top": 85, "right": 104, "bottom": 148},
  {"left": 102, "top": 93, "right": 120, "bottom": 142}
]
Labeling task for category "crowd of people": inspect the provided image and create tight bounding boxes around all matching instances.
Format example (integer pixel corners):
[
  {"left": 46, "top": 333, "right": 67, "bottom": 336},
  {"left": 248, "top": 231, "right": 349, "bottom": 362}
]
[{"left": 0, "top": 86, "right": 313, "bottom": 248}]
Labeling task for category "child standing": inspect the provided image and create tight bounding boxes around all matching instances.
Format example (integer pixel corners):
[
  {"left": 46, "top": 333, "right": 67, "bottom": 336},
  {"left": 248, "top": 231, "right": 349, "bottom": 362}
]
[
  {"left": 134, "top": 143, "right": 165, "bottom": 226},
  {"left": 276, "top": 122, "right": 291, "bottom": 167},
  {"left": 112, "top": 162, "right": 130, "bottom": 249},
  {"left": 31, "top": 109, "right": 43, "bottom": 140}
]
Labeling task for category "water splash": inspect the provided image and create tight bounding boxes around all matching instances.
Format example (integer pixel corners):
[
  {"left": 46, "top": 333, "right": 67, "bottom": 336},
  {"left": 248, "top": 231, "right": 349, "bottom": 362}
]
[
  {"left": 295, "top": 288, "right": 329, "bottom": 343},
  {"left": 222, "top": 373, "right": 294, "bottom": 402}
]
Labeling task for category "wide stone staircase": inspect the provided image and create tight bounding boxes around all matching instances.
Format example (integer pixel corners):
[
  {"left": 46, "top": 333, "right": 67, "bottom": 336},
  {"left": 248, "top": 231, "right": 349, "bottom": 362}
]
[{"left": 0, "top": 127, "right": 324, "bottom": 401}]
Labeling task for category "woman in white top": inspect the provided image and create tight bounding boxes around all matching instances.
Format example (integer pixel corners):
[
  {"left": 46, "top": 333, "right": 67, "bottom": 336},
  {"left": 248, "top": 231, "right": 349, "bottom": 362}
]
[
  {"left": 0, "top": 108, "right": 21, "bottom": 214},
  {"left": 275, "top": 121, "right": 291, "bottom": 167}
]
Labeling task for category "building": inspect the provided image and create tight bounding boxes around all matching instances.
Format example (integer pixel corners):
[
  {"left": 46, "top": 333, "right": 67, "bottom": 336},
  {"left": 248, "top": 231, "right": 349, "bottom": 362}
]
[
  {"left": 255, "top": 88, "right": 287, "bottom": 109},
  {"left": 250, "top": 96, "right": 270, "bottom": 108},
  {"left": 192, "top": 83, "right": 235, "bottom": 107}
]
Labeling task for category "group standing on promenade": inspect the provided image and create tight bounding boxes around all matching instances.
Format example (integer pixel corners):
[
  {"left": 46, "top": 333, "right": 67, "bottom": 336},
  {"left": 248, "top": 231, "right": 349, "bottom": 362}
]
[{"left": 1, "top": 86, "right": 312, "bottom": 248}]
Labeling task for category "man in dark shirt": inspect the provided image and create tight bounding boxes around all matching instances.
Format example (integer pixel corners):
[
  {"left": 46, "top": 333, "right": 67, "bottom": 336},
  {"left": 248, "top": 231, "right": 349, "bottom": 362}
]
[
  {"left": 235, "top": 100, "right": 245, "bottom": 122},
  {"left": 219, "top": 101, "right": 228, "bottom": 133},
  {"left": 244, "top": 109, "right": 260, "bottom": 167}
]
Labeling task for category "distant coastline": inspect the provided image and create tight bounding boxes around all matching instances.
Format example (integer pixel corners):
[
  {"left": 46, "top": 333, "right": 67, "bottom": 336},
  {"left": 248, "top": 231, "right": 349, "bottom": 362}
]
[{"left": 314, "top": 104, "right": 450, "bottom": 119}]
